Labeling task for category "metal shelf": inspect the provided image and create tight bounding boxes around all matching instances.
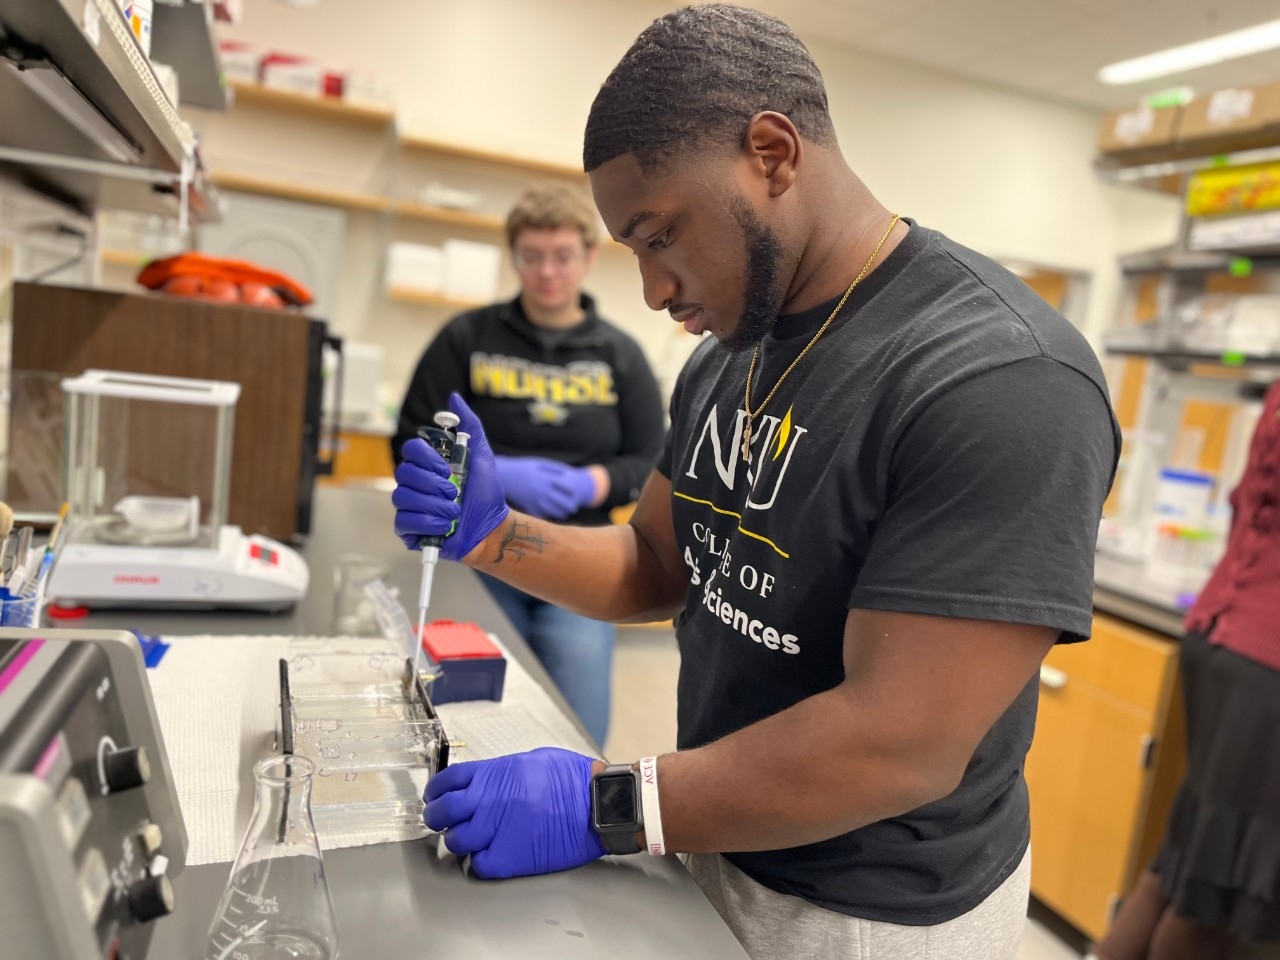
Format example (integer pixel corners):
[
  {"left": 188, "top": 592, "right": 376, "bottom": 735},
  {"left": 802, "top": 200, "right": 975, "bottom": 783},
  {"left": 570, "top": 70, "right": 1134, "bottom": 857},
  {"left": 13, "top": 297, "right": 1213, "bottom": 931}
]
[
  {"left": 101, "top": 162, "right": 220, "bottom": 223},
  {"left": 1095, "top": 144, "right": 1280, "bottom": 196},
  {"left": 1, "top": 0, "right": 194, "bottom": 169},
  {"left": 151, "top": 0, "right": 226, "bottom": 110},
  {"left": 1116, "top": 247, "right": 1280, "bottom": 274},
  {"left": 0, "top": 0, "right": 221, "bottom": 226},
  {"left": 1104, "top": 337, "right": 1280, "bottom": 370},
  {"left": 1187, "top": 210, "right": 1280, "bottom": 256}
]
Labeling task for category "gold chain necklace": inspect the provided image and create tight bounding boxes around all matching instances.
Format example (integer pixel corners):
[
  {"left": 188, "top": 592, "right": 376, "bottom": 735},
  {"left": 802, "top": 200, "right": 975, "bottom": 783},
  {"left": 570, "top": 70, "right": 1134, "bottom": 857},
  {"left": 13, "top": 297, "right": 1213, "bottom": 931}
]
[{"left": 740, "top": 213, "right": 900, "bottom": 462}]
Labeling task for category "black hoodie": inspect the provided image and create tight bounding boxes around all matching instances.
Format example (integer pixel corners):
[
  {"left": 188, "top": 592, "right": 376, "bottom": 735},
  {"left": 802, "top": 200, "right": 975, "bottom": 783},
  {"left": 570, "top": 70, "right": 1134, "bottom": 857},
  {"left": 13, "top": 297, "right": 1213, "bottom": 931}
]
[{"left": 393, "top": 294, "right": 665, "bottom": 526}]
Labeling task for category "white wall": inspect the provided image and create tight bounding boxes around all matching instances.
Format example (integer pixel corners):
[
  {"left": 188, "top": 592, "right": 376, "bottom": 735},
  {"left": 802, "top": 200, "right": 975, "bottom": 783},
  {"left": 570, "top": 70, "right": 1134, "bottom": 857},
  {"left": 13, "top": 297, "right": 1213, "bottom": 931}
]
[{"left": 208, "top": 0, "right": 1179, "bottom": 400}]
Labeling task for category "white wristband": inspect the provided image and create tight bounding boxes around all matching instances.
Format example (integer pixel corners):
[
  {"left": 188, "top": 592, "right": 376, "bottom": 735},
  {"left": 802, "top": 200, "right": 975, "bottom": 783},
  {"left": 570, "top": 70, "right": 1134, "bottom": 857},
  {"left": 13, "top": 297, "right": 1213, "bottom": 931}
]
[{"left": 639, "top": 756, "right": 665, "bottom": 856}]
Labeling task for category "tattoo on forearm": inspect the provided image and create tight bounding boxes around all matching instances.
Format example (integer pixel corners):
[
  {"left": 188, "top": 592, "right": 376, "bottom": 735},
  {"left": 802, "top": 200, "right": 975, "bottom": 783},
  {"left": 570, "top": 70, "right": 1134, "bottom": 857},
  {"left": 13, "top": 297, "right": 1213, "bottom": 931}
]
[{"left": 494, "top": 520, "right": 547, "bottom": 564}]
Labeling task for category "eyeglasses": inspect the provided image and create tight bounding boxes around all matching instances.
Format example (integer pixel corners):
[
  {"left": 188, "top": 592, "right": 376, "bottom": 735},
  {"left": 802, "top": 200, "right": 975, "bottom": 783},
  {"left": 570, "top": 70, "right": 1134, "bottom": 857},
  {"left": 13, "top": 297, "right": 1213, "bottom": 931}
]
[{"left": 513, "top": 248, "right": 586, "bottom": 270}]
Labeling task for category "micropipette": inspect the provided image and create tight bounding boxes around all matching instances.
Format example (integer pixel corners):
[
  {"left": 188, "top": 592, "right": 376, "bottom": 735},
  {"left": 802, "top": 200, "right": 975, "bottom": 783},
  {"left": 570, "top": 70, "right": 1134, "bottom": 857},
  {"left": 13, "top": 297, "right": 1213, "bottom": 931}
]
[{"left": 413, "top": 411, "right": 472, "bottom": 682}]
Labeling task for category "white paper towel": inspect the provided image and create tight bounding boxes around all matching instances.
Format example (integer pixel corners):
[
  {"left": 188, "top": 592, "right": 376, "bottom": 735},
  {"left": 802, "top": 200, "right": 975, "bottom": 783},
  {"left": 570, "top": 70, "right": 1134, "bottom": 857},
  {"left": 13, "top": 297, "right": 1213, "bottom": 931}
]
[{"left": 147, "top": 634, "right": 597, "bottom": 866}]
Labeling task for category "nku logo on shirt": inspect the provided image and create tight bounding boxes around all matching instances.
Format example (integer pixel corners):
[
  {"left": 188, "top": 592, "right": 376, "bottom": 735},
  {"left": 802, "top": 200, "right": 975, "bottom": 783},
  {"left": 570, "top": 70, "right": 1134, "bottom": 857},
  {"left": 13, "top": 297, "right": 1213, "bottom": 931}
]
[{"left": 683, "top": 404, "right": 807, "bottom": 512}]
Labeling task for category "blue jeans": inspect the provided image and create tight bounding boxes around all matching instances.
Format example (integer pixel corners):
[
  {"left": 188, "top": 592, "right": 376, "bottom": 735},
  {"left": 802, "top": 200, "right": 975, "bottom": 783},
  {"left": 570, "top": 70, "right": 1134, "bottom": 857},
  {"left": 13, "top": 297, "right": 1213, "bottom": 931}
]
[{"left": 479, "top": 574, "right": 615, "bottom": 747}]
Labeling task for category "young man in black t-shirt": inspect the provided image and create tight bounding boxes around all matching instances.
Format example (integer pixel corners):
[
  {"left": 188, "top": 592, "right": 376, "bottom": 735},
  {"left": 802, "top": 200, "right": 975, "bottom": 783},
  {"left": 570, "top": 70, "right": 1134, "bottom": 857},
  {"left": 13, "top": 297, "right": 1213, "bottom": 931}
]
[{"left": 391, "top": 6, "right": 1119, "bottom": 958}]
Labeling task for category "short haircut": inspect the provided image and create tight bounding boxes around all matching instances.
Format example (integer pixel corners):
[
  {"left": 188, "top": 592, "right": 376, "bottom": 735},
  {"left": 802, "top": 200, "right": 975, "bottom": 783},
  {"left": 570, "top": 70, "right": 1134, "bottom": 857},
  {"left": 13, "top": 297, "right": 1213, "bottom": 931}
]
[
  {"left": 584, "top": 4, "right": 836, "bottom": 173},
  {"left": 505, "top": 184, "right": 600, "bottom": 248}
]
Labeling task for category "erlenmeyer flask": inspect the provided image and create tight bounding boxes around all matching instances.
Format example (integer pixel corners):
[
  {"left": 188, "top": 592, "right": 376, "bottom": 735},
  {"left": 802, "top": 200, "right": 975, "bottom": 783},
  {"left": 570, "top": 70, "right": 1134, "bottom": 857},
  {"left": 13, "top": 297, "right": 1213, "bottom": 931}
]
[{"left": 206, "top": 755, "right": 340, "bottom": 960}]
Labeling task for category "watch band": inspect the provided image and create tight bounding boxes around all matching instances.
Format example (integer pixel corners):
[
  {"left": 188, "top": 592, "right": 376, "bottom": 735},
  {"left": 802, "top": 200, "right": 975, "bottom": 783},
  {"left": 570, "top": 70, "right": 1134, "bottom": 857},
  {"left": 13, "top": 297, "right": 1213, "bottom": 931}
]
[
  {"left": 594, "top": 763, "right": 643, "bottom": 855},
  {"left": 599, "top": 825, "right": 642, "bottom": 856},
  {"left": 639, "top": 756, "right": 665, "bottom": 856}
]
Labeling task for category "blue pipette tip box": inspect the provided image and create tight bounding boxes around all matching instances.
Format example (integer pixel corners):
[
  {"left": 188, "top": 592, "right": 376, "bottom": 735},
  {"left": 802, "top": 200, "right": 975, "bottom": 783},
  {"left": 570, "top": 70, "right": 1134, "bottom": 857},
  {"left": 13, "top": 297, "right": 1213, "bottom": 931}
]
[{"left": 420, "top": 620, "right": 506, "bottom": 704}]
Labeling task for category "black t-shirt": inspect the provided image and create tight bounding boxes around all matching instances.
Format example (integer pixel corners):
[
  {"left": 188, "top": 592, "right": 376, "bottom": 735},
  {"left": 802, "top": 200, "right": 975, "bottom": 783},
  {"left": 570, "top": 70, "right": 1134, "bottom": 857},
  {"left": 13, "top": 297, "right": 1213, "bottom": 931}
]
[
  {"left": 394, "top": 294, "right": 665, "bottom": 525},
  {"left": 658, "top": 223, "right": 1119, "bottom": 924}
]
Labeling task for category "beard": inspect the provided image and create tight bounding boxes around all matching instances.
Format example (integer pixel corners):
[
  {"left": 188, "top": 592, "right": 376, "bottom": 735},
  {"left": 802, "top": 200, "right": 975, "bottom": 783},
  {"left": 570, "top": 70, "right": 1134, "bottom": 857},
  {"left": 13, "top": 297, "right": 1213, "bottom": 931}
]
[{"left": 724, "top": 194, "right": 786, "bottom": 353}]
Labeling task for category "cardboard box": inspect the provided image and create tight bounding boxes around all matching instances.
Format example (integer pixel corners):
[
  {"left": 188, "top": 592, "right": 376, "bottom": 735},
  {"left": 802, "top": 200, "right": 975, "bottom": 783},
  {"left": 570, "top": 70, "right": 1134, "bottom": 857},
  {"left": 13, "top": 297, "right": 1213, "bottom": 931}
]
[
  {"left": 1097, "top": 104, "right": 1182, "bottom": 156},
  {"left": 217, "top": 41, "right": 258, "bottom": 84},
  {"left": 1178, "top": 83, "right": 1280, "bottom": 150}
]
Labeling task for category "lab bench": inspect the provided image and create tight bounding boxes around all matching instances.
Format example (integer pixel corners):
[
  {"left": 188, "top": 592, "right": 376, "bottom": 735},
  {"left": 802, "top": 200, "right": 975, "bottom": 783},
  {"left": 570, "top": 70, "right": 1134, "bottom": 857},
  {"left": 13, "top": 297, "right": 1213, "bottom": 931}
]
[{"left": 80, "top": 486, "right": 747, "bottom": 959}]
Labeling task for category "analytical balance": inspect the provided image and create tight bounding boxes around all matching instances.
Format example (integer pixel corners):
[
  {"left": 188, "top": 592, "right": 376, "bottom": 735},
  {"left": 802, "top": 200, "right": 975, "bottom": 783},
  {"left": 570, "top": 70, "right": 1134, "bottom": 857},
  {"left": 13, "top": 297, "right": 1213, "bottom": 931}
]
[{"left": 48, "top": 371, "right": 308, "bottom": 611}]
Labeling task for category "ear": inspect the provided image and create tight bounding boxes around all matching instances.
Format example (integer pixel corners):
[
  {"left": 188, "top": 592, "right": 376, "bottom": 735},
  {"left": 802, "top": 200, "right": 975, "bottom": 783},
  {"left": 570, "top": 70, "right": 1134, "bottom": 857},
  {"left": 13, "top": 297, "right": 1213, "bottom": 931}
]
[
  {"left": 742, "top": 112, "right": 801, "bottom": 198},
  {"left": 584, "top": 244, "right": 600, "bottom": 271}
]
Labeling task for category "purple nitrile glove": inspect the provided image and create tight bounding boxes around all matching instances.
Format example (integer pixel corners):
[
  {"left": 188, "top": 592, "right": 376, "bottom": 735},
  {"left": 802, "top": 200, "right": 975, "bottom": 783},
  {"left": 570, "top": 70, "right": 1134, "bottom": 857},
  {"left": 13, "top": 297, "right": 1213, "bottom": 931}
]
[
  {"left": 392, "top": 393, "right": 510, "bottom": 562},
  {"left": 493, "top": 455, "right": 597, "bottom": 521},
  {"left": 424, "top": 747, "right": 607, "bottom": 880}
]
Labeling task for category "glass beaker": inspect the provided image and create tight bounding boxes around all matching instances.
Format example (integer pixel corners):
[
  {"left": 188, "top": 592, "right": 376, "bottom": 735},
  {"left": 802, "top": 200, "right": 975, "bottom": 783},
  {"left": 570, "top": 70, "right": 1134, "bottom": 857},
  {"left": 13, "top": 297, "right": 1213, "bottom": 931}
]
[
  {"left": 331, "top": 554, "right": 388, "bottom": 636},
  {"left": 205, "top": 755, "right": 340, "bottom": 960}
]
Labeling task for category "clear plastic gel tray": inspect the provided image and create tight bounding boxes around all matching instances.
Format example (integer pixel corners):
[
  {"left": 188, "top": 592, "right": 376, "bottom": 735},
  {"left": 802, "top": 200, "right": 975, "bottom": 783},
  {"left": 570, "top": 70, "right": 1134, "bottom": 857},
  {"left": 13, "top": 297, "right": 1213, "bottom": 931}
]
[
  {"left": 293, "top": 717, "right": 443, "bottom": 773},
  {"left": 282, "top": 637, "right": 441, "bottom": 840},
  {"left": 290, "top": 685, "right": 425, "bottom": 723}
]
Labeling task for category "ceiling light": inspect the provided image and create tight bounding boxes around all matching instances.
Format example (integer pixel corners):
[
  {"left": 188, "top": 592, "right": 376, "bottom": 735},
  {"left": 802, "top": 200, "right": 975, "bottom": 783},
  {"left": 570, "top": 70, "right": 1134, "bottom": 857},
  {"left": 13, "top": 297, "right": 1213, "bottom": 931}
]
[{"left": 1099, "top": 18, "right": 1280, "bottom": 85}]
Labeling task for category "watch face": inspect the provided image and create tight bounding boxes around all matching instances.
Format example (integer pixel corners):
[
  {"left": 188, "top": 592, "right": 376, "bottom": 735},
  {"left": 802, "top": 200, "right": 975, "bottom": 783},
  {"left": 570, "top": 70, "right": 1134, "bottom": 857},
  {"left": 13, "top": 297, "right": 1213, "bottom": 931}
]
[{"left": 594, "top": 773, "right": 637, "bottom": 828}]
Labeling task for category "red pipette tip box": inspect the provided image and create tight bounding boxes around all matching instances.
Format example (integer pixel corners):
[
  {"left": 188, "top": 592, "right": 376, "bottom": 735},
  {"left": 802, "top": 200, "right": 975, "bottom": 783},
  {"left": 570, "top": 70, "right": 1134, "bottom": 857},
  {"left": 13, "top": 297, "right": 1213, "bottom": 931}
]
[{"left": 419, "top": 619, "right": 505, "bottom": 703}]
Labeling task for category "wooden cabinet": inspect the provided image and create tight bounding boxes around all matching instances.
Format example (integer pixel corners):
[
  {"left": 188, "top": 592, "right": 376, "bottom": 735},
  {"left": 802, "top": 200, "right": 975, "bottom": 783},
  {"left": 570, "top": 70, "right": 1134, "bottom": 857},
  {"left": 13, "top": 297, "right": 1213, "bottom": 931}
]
[
  {"left": 1026, "top": 612, "right": 1187, "bottom": 941},
  {"left": 10, "top": 282, "right": 329, "bottom": 541},
  {"left": 319, "top": 430, "right": 395, "bottom": 486}
]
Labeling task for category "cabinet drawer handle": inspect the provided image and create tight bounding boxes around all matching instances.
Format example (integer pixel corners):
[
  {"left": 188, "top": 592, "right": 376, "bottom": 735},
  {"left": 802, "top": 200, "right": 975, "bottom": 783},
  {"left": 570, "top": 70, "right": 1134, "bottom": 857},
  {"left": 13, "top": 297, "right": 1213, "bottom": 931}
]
[{"left": 1039, "top": 665, "right": 1068, "bottom": 689}]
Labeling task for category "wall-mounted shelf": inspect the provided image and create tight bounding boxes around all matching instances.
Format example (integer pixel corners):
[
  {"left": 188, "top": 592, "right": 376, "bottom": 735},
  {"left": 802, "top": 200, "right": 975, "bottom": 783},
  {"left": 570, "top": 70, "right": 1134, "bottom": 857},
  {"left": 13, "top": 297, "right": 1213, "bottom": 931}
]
[
  {"left": 399, "top": 133, "right": 584, "bottom": 180},
  {"left": 393, "top": 199, "right": 628, "bottom": 252},
  {"left": 101, "top": 248, "right": 148, "bottom": 267},
  {"left": 386, "top": 287, "right": 485, "bottom": 310},
  {"left": 213, "top": 172, "right": 390, "bottom": 212},
  {"left": 227, "top": 80, "right": 396, "bottom": 126},
  {"left": 393, "top": 200, "right": 504, "bottom": 231},
  {"left": 209, "top": 175, "right": 612, "bottom": 247},
  {"left": 222, "top": 83, "right": 583, "bottom": 181}
]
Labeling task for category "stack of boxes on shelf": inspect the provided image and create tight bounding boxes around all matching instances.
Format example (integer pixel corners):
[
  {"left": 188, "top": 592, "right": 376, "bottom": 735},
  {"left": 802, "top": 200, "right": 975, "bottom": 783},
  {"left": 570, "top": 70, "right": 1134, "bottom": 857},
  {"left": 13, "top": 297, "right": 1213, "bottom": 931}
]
[
  {"left": 1098, "top": 82, "right": 1280, "bottom": 164},
  {"left": 385, "top": 241, "right": 502, "bottom": 310},
  {"left": 218, "top": 41, "right": 395, "bottom": 111}
]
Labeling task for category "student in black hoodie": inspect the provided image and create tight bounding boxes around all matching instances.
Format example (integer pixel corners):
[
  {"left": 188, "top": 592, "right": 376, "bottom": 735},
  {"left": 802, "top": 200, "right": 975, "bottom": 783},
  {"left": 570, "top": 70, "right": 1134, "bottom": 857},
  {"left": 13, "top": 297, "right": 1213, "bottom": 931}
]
[{"left": 393, "top": 184, "right": 665, "bottom": 747}]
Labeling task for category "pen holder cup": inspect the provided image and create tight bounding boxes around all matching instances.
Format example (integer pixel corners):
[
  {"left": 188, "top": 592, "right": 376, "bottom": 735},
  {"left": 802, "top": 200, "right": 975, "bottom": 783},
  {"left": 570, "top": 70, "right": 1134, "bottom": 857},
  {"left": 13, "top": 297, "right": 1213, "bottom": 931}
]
[{"left": 0, "top": 593, "right": 43, "bottom": 628}]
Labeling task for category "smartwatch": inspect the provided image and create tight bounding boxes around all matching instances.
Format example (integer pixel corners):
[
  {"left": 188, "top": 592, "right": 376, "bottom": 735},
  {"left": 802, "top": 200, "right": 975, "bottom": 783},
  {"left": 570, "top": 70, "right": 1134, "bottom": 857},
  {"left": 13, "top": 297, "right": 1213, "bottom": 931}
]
[{"left": 590, "top": 763, "right": 643, "bottom": 855}]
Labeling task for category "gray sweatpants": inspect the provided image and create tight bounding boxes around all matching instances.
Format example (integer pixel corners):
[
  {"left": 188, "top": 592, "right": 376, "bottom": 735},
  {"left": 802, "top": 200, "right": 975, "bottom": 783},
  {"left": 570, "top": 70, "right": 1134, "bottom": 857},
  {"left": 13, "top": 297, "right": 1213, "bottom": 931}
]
[{"left": 685, "top": 848, "right": 1031, "bottom": 960}]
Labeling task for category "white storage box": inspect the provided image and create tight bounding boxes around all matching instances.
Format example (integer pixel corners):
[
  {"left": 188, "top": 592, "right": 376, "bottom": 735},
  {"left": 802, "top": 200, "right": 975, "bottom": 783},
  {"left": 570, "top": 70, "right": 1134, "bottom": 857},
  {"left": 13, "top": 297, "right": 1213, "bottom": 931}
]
[
  {"left": 385, "top": 242, "right": 444, "bottom": 294},
  {"left": 443, "top": 239, "right": 502, "bottom": 303}
]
